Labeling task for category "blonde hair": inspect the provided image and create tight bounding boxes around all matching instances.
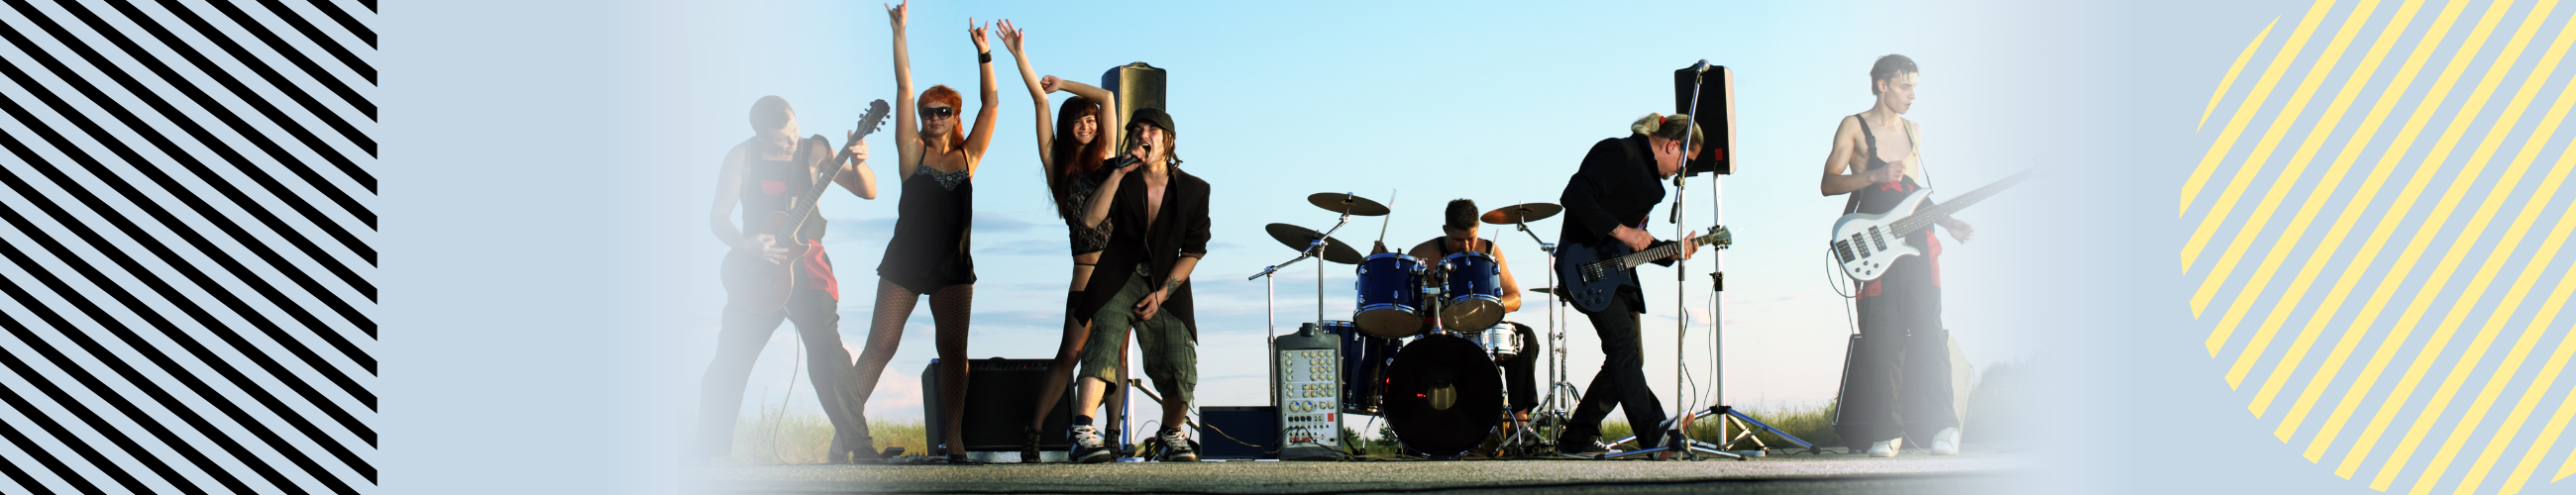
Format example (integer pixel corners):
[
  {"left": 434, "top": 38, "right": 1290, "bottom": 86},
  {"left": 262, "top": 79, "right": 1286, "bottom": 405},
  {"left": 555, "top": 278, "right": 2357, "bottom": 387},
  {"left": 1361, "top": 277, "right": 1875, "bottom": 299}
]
[{"left": 1631, "top": 113, "right": 1704, "bottom": 150}]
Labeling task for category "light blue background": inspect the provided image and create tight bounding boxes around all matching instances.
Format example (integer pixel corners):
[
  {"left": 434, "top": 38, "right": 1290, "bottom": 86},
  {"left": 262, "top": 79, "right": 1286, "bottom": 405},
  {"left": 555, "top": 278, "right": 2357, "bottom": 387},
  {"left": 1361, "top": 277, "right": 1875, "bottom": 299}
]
[{"left": 367, "top": 1, "right": 2576, "bottom": 494}]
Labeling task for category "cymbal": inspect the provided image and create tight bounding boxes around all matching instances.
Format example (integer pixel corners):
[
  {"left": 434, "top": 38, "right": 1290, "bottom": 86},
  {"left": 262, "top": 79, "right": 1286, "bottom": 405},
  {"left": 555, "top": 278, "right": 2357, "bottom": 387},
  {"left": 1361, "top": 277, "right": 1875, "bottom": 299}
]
[
  {"left": 1529, "top": 287, "right": 1558, "bottom": 294},
  {"left": 1308, "top": 193, "right": 1391, "bottom": 217},
  {"left": 1265, "top": 223, "right": 1364, "bottom": 264},
  {"left": 1480, "top": 202, "right": 1562, "bottom": 225}
]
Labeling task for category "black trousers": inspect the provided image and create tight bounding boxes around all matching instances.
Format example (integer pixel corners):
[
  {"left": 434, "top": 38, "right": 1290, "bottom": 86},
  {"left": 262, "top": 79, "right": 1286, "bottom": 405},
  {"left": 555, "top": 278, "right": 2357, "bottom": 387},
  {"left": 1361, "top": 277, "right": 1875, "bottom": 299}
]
[
  {"left": 1569, "top": 293, "right": 1665, "bottom": 446},
  {"left": 1500, "top": 322, "right": 1538, "bottom": 414},
  {"left": 694, "top": 287, "right": 871, "bottom": 457},
  {"left": 1837, "top": 259, "right": 1958, "bottom": 448}
]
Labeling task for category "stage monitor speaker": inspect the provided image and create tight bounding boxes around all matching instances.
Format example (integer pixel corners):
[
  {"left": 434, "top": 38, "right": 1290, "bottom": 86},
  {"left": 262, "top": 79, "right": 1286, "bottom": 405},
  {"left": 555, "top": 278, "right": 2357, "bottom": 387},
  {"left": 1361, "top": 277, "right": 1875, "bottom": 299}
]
[
  {"left": 1199, "top": 406, "right": 1278, "bottom": 459},
  {"left": 1103, "top": 61, "right": 1167, "bottom": 149},
  {"left": 1674, "top": 64, "right": 1735, "bottom": 176},
  {"left": 922, "top": 357, "right": 1073, "bottom": 452}
]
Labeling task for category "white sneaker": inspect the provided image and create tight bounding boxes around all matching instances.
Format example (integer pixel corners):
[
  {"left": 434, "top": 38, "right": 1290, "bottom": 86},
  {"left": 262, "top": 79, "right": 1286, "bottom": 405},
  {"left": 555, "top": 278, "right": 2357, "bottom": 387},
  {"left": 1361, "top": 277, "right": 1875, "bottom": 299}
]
[
  {"left": 1155, "top": 428, "right": 1198, "bottom": 462},
  {"left": 1867, "top": 438, "right": 1902, "bottom": 457},
  {"left": 1930, "top": 428, "right": 1961, "bottom": 455},
  {"left": 1071, "top": 425, "right": 1115, "bottom": 463}
]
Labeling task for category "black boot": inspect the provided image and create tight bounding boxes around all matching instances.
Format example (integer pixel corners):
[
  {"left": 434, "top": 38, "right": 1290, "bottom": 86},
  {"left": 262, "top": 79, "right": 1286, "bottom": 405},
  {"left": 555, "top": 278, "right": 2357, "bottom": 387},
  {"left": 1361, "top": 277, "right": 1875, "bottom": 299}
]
[{"left": 1020, "top": 427, "right": 1044, "bottom": 463}]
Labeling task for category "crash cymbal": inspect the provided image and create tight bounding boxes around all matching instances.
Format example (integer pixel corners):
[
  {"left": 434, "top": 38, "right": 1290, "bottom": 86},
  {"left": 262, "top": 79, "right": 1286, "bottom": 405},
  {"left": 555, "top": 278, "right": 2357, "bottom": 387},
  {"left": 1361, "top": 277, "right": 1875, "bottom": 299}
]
[
  {"left": 1265, "top": 223, "right": 1364, "bottom": 264},
  {"left": 1308, "top": 192, "right": 1391, "bottom": 217},
  {"left": 1480, "top": 202, "right": 1562, "bottom": 225}
]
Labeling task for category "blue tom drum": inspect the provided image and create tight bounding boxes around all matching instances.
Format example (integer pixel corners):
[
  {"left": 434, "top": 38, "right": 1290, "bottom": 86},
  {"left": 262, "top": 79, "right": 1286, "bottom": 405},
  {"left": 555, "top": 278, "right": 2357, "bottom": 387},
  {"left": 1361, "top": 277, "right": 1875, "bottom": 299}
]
[
  {"left": 1437, "top": 251, "right": 1505, "bottom": 331},
  {"left": 1354, "top": 253, "right": 1427, "bottom": 338}
]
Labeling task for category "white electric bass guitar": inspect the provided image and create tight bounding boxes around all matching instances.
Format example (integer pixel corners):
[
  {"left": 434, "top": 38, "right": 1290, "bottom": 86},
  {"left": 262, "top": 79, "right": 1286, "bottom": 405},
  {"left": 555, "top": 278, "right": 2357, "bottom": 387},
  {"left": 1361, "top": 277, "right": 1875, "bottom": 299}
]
[{"left": 1831, "top": 169, "right": 2036, "bottom": 281}]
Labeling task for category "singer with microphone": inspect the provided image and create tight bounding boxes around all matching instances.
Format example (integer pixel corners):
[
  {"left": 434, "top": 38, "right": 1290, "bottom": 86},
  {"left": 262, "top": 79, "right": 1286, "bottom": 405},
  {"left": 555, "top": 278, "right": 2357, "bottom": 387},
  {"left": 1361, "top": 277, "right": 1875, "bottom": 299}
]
[
  {"left": 1065, "top": 108, "right": 1213, "bottom": 463},
  {"left": 1553, "top": 113, "right": 1706, "bottom": 457}
]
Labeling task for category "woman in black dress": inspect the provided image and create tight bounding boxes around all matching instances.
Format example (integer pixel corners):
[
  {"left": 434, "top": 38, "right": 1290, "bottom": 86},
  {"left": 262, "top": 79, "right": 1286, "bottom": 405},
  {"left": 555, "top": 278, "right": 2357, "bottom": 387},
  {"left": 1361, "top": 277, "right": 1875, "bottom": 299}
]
[
  {"left": 850, "top": 0, "right": 998, "bottom": 462},
  {"left": 995, "top": 20, "right": 1138, "bottom": 462}
]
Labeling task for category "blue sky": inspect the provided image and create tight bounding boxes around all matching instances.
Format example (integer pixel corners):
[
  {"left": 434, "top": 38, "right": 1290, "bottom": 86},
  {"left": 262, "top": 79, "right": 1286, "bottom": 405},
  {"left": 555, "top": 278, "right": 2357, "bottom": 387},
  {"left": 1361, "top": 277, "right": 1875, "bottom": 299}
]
[{"left": 595, "top": 0, "right": 2137, "bottom": 429}]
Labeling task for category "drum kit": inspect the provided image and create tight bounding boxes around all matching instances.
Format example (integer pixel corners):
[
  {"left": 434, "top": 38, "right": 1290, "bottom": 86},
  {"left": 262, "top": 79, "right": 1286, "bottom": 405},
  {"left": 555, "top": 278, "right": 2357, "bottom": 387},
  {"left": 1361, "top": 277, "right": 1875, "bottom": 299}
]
[{"left": 1250, "top": 192, "right": 1576, "bottom": 458}]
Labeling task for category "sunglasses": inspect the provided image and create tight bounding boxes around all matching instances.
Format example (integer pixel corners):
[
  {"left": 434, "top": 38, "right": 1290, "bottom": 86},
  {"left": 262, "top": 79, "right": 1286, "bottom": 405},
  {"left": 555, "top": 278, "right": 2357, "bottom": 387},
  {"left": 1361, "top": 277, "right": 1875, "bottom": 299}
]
[{"left": 921, "top": 106, "right": 956, "bottom": 120}]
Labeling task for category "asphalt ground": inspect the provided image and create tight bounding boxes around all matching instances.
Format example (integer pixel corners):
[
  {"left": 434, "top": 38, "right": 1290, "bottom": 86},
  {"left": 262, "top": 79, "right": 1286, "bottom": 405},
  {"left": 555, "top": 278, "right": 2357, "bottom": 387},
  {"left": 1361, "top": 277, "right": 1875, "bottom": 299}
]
[{"left": 685, "top": 448, "right": 2024, "bottom": 494}]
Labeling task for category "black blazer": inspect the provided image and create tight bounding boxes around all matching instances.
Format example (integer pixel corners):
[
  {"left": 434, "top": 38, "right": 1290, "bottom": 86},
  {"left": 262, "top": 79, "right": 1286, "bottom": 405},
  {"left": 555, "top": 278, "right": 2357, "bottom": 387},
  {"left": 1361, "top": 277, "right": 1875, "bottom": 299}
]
[
  {"left": 1080, "top": 164, "right": 1214, "bottom": 338},
  {"left": 1556, "top": 134, "right": 1674, "bottom": 311}
]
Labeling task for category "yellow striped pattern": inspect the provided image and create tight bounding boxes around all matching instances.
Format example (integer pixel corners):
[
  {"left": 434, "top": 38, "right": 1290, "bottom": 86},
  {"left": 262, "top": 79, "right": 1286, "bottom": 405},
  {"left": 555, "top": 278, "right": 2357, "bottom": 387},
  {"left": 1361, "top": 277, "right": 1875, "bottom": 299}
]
[{"left": 2189, "top": 1, "right": 2576, "bottom": 493}]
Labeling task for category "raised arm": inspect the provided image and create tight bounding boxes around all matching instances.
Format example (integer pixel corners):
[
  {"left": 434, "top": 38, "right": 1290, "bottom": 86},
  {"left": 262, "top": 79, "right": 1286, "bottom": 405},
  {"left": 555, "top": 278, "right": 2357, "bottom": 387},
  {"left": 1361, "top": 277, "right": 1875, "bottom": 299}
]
[
  {"left": 1054, "top": 79, "right": 1120, "bottom": 164},
  {"left": 888, "top": 1, "right": 920, "bottom": 179},
  {"left": 961, "top": 18, "right": 1001, "bottom": 174},
  {"left": 998, "top": 20, "right": 1054, "bottom": 185}
]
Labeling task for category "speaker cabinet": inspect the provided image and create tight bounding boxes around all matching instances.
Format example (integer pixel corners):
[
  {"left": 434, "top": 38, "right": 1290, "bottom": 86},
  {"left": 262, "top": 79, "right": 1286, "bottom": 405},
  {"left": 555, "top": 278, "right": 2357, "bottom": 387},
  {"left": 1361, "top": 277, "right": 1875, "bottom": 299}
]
[
  {"left": 922, "top": 358, "right": 1073, "bottom": 452},
  {"left": 1198, "top": 406, "right": 1279, "bottom": 459},
  {"left": 1103, "top": 61, "right": 1166, "bottom": 145},
  {"left": 1673, "top": 65, "right": 1735, "bottom": 175}
]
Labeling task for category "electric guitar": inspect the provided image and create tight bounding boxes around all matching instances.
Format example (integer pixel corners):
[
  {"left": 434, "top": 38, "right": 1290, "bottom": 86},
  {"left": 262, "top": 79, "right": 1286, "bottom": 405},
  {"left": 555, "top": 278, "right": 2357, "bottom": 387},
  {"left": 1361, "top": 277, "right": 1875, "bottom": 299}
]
[
  {"left": 1830, "top": 169, "right": 2035, "bottom": 281},
  {"left": 721, "top": 99, "right": 892, "bottom": 313},
  {"left": 1555, "top": 226, "right": 1732, "bottom": 313}
]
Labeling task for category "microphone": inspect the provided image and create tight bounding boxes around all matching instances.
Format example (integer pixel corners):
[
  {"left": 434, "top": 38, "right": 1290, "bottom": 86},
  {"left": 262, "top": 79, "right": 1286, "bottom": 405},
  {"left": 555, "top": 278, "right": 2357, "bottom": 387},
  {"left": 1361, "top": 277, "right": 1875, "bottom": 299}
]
[
  {"left": 1103, "top": 139, "right": 1151, "bottom": 169},
  {"left": 1686, "top": 59, "right": 1710, "bottom": 73}
]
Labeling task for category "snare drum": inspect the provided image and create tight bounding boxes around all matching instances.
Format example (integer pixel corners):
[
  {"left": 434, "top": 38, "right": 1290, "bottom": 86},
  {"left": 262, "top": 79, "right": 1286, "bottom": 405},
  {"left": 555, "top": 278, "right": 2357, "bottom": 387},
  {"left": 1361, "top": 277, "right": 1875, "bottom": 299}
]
[
  {"left": 1476, "top": 323, "right": 1522, "bottom": 359},
  {"left": 1354, "top": 253, "right": 1428, "bottom": 338},
  {"left": 1316, "top": 321, "right": 1401, "bottom": 415},
  {"left": 1437, "top": 251, "right": 1505, "bottom": 331}
]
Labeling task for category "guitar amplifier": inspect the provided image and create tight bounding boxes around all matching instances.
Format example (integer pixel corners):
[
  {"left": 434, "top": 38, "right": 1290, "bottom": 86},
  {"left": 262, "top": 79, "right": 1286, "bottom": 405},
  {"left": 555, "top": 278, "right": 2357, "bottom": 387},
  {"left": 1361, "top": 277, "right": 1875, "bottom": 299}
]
[
  {"left": 1199, "top": 406, "right": 1277, "bottom": 459},
  {"left": 1674, "top": 64, "right": 1735, "bottom": 175},
  {"left": 1103, "top": 61, "right": 1166, "bottom": 140},
  {"left": 1273, "top": 324, "right": 1345, "bottom": 460},
  {"left": 922, "top": 357, "right": 1073, "bottom": 452}
]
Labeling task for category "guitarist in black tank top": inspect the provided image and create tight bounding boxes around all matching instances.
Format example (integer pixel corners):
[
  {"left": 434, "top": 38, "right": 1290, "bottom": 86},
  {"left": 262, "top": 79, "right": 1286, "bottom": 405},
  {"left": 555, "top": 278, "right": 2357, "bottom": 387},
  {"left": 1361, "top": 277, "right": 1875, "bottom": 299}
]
[
  {"left": 695, "top": 96, "right": 882, "bottom": 463},
  {"left": 1818, "top": 54, "right": 1974, "bottom": 457}
]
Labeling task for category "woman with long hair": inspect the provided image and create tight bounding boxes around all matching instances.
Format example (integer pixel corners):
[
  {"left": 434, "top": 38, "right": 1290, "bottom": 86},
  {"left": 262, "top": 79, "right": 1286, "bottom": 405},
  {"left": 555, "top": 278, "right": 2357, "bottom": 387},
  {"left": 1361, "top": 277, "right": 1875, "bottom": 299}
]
[
  {"left": 849, "top": 0, "right": 999, "bottom": 463},
  {"left": 995, "top": 19, "right": 1138, "bottom": 462}
]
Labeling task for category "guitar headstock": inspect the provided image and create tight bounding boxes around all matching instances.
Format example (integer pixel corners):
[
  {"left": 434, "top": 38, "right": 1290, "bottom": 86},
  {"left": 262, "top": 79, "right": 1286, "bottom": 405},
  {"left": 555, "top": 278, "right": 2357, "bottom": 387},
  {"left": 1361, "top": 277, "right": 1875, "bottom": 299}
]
[
  {"left": 853, "top": 99, "right": 892, "bottom": 140},
  {"left": 1702, "top": 225, "right": 1732, "bottom": 248}
]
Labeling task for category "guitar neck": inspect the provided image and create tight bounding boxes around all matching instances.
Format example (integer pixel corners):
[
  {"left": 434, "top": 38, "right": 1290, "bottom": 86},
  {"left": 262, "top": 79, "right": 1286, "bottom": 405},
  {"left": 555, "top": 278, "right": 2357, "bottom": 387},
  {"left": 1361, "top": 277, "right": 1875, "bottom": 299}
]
[
  {"left": 1890, "top": 169, "right": 2036, "bottom": 238},
  {"left": 1606, "top": 229, "right": 1727, "bottom": 271},
  {"left": 773, "top": 148, "right": 856, "bottom": 237}
]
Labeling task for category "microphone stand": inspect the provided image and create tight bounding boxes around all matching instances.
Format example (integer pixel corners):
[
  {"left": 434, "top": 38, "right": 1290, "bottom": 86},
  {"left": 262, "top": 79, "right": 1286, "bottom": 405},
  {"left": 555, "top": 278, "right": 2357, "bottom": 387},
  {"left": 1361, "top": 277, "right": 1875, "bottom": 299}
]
[{"left": 1603, "top": 60, "right": 1748, "bottom": 460}]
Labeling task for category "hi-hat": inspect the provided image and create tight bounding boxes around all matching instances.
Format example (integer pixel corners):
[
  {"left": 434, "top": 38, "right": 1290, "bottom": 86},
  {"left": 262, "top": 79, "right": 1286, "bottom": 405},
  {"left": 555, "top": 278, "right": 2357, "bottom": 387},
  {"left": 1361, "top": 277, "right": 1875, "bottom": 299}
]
[
  {"left": 1308, "top": 193, "right": 1391, "bottom": 217},
  {"left": 1265, "top": 223, "right": 1364, "bottom": 264},
  {"left": 1480, "top": 202, "right": 1562, "bottom": 225}
]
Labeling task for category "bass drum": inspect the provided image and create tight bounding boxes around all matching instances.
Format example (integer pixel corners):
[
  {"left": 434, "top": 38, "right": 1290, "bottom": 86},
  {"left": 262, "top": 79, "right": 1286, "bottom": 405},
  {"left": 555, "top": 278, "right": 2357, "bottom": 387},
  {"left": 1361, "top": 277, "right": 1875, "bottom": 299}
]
[{"left": 1381, "top": 333, "right": 1503, "bottom": 457}]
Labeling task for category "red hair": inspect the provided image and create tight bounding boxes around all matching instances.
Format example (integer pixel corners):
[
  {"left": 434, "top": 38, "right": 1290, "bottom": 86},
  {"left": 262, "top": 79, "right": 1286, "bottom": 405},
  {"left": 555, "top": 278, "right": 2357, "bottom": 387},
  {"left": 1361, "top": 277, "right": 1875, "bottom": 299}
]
[{"left": 918, "top": 85, "right": 968, "bottom": 149}]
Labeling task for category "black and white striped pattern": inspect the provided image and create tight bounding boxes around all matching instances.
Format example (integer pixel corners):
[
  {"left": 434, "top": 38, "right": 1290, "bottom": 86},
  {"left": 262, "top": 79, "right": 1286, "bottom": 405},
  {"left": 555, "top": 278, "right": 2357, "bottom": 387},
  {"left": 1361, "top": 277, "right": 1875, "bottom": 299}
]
[{"left": 0, "top": 1, "right": 376, "bottom": 493}]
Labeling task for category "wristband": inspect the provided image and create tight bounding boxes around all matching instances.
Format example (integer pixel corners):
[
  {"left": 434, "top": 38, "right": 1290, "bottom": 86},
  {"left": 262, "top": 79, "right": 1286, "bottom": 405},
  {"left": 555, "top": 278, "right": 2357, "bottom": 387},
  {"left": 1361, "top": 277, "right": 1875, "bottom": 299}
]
[{"left": 978, "top": 50, "right": 993, "bottom": 63}]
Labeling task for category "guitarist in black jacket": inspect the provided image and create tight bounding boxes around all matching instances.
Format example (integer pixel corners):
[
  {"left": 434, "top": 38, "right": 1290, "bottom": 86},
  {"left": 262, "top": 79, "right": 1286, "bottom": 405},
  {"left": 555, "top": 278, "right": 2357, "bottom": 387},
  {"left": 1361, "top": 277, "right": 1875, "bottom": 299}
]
[
  {"left": 694, "top": 96, "right": 882, "bottom": 463},
  {"left": 1553, "top": 113, "right": 1706, "bottom": 455}
]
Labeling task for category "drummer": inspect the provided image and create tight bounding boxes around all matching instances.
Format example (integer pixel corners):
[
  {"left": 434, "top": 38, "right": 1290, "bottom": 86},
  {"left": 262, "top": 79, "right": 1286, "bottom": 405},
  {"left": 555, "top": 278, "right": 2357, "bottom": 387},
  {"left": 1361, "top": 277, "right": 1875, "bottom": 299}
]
[{"left": 1372, "top": 199, "right": 1537, "bottom": 423}]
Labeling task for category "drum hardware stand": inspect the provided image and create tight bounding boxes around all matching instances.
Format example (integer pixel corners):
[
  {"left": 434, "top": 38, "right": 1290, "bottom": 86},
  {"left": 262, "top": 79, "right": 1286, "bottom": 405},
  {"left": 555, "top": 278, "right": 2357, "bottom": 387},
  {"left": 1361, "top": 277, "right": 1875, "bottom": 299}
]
[{"left": 1509, "top": 217, "right": 1579, "bottom": 450}]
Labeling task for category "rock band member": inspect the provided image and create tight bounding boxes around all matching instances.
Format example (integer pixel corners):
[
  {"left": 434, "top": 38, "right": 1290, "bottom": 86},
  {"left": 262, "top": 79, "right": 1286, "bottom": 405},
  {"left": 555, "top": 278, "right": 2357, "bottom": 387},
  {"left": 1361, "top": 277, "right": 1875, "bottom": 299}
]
[
  {"left": 694, "top": 96, "right": 879, "bottom": 462},
  {"left": 1554, "top": 114, "right": 1706, "bottom": 457},
  {"left": 1066, "top": 108, "right": 1211, "bottom": 463},
  {"left": 1820, "top": 54, "right": 1969, "bottom": 457},
  {"left": 847, "top": 1, "right": 999, "bottom": 463},
  {"left": 1372, "top": 199, "right": 1540, "bottom": 427},
  {"left": 996, "top": 20, "right": 1134, "bottom": 462}
]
